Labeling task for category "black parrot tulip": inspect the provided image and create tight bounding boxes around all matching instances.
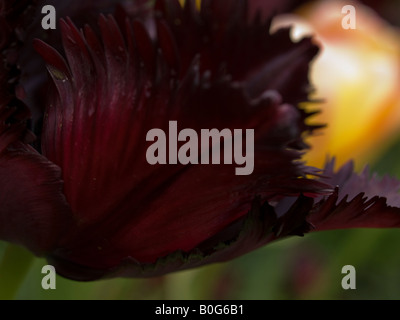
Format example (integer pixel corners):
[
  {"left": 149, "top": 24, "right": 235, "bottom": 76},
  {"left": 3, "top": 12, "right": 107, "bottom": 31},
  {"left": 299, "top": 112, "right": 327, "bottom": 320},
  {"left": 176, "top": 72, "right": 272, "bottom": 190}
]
[{"left": 1, "top": 0, "right": 400, "bottom": 281}]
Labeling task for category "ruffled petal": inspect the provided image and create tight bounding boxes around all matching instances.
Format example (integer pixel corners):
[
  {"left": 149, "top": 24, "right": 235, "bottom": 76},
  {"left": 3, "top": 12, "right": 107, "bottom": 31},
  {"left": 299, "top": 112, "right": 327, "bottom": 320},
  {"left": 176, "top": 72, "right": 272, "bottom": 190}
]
[
  {"left": 34, "top": 9, "right": 331, "bottom": 275},
  {"left": 308, "top": 159, "right": 400, "bottom": 230},
  {"left": 45, "top": 157, "right": 400, "bottom": 280},
  {"left": 18, "top": 0, "right": 151, "bottom": 138},
  {"left": 47, "top": 195, "right": 313, "bottom": 280},
  {"left": 155, "top": 0, "right": 320, "bottom": 103}
]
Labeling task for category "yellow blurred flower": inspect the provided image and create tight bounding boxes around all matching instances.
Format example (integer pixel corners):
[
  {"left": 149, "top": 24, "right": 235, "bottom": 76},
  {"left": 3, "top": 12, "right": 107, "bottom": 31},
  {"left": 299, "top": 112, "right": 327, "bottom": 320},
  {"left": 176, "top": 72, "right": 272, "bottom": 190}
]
[{"left": 272, "top": 0, "right": 400, "bottom": 169}]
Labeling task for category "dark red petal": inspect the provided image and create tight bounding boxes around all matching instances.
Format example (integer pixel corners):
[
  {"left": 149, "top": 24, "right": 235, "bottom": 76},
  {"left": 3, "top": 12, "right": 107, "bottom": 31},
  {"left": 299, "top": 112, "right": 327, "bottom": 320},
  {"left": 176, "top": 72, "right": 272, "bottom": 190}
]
[
  {"left": 153, "top": 0, "right": 322, "bottom": 155},
  {"left": 48, "top": 194, "right": 318, "bottom": 280},
  {"left": 155, "top": 0, "right": 320, "bottom": 102},
  {"left": 156, "top": 20, "right": 180, "bottom": 72},
  {"left": 47, "top": 197, "right": 277, "bottom": 280},
  {"left": 18, "top": 0, "right": 151, "bottom": 138},
  {"left": 36, "top": 9, "right": 329, "bottom": 276},
  {"left": 0, "top": 142, "right": 73, "bottom": 255},
  {"left": 32, "top": 39, "right": 71, "bottom": 81},
  {"left": 308, "top": 159, "right": 400, "bottom": 230}
]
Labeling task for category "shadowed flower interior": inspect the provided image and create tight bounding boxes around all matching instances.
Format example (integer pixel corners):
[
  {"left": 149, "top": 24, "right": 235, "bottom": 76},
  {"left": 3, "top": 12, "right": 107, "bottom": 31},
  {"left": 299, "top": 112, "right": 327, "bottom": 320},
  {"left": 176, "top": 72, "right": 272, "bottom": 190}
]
[{"left": 1, "top": 0, "right": 400, "bottom": 281}]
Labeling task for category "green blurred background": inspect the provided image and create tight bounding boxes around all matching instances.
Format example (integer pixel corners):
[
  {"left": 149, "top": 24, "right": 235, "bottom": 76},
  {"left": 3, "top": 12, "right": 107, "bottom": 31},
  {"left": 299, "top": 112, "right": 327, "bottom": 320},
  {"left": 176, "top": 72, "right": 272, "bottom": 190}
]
[{"left": 1, "top": 135, "right": 400, "bottom": 299}]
